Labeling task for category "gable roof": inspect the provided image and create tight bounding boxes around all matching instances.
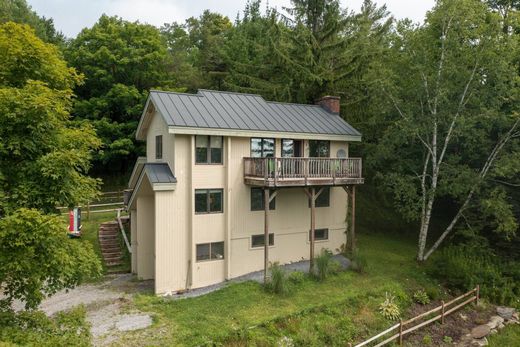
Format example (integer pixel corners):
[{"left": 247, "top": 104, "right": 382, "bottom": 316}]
[{"left": 136, "top": 89, "right": 361, "bottom": 141}]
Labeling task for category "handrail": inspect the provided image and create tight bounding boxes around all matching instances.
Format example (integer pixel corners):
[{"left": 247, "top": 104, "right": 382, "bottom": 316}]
[
  {"left": 244, "top": 157, "right": 363, "bottom": 182},
  {"left": 117, "top": 208, "right": 132, "bottom": 254}
]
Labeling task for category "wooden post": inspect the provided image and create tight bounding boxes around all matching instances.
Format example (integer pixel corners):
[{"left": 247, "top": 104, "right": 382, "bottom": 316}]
[
  {"left": 264, "top": 188, "right": 270, "bottom": 284},
  {"left": 476, "top": 285, "right": 480, "bottom": 306},
  {"left": 399, "top": 319, "right": 403, "bottom": 345},
  {"left": 310, "top": 187, "right": 316, "bottom": 274},
  {"left": 351, "top": 186, "right": 356, "bottom": 253},
  {"left": 441, "top": 300, "right": 445, "bottom": 324},
  {"left": 87, "top": 201, "right": 90, "bottom": 220}
]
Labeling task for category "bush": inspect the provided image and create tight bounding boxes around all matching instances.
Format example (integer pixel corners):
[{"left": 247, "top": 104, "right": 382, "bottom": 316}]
[
  {"left": 328, "top": 260, "right": 342, "bottom": 275},
  {"left": 379, "top": 292, "right": 401, "bottom": 320},
  {"left": 349, "top": 251, "right": 368, "bottom": 274},
  {"left": 288, "top": 271, "right": 306, "bottom": 285},
  {"left": 266, "top": 262, "right": 288, "bottom": 295},
  {"left": 315, "top": 249, "right": 333, "bottom": 281},
  {"left": 0, "top": 306, "right": 91, "bottom": 346},
  {"left": 427, "top": 245, "right": 520, "bottom": 306},
  {"left": 413, "top": 289, "right": 430, "bottom": 305}
]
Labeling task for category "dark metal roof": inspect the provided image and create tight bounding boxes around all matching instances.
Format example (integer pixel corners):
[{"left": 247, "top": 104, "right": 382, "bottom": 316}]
[
  {"left": 148, "top": 89, "right": 361, "bottom": 137},
  {"left": 144, "top": 163, "right": 177, "bottom": 184}
]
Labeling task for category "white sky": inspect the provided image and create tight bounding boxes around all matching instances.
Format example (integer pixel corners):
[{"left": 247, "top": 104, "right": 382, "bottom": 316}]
[{"left": 28, "top": 0, "right": 435, "bottom": 38}]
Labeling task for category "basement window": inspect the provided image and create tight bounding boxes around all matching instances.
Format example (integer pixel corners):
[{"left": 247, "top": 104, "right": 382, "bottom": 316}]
[
  {"left": 309, "top": 228, "right": 329, "bottom": 241},
  {"left": 251, "top": 233, "right": 274, "bottom": 248},
  {"left": 155, "top": 135, "right": 163, "bottom": 160},
  {"left": 195, "top": 189, "right": 223, "bottom": 214},
  {"left": 250, "top": 188, "right": 276, "bottom": 211},
  {"left": 196, "top": 135, "right": 223, "bottom": 164},
  {"left": 196, "top": 242, "right": 224, "bottom": 261}
]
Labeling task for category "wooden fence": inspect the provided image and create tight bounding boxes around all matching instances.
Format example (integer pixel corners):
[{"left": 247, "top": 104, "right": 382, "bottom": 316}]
[
  {"left": 58, "top": 191, "right": 125, "bottom": 219},
  {"left": 352, "top": 286, "right": 480, "bottom": 347}
]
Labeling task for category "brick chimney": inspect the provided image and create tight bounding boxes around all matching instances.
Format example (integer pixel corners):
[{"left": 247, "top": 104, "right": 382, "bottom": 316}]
[{"left": 316, "top": 96, "right": 340, "bottom": 114}]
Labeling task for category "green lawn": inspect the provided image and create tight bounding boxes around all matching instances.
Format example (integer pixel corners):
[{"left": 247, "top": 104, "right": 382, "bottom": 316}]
[
  {"left": 120, "top": 231, "right": 440, "bottom": 346},
  {"left": 488, "top": 325, "right": 520, "bottom": 346}
]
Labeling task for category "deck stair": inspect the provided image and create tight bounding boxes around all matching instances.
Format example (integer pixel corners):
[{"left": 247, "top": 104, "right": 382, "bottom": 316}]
[{"left": 98, "top": 221, "right": 124, "bottom": 268}]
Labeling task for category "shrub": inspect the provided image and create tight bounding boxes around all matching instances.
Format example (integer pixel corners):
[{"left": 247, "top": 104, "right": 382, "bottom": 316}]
[
  {"left": 315, "top": 249, "right": 333, "bottom": 281},
  {"left": 422, "top": 334, "right": 432, "bottom": 345},
  {"left": 266, "top": 262, "right": 288, "bottom": 295},
  {"left": 443, "top": 336, "right": 453, "bottom": 344},
  {"left": 379, "top": 292, "right": 400, "bottom": 320},
  {"left": 288, "top": 271, "right": 306, "bottom": 285},
  {"left": 349, "top": 251, "right": 368, "bottom": 274},
  {"left": 328, "top": 260, "right": 342, "bottom": 275},
  {"left": 427, "top": 245, "right": 520, "bottom": 306},
  {"left": 413, "top": 289, "right": 430, "bottom": 305}
]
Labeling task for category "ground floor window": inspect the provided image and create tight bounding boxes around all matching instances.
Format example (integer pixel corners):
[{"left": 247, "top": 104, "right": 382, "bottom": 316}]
[
  {"left": 195, "top": 189, "right": 223, "bottom": 213},
  {"left": 309, "top": 228, "right": 329, "bottom": 241},
  {"left": 196, "top": 242, "right": 224, "bottom": 261},
  {"left": 251, "top": 233, "right": 274, "bottom": 248}
]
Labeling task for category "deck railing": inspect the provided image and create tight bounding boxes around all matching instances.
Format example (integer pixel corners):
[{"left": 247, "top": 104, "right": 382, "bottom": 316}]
[{"left": 244, "top": 157, "right": 362, "bottom": 183}]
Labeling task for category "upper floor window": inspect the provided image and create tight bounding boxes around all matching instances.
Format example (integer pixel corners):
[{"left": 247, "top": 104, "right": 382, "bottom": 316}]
[
  {"left": 251, "top": 188, "right": 276, "bottom": 211},
  {"left": 196, "top": 135, "right": 223, "bottom": 164},
  {"left": 309, "top": 140, "right": 330, "bottom": 157},
  {"left": 155, "top": 135, "right": 163, "bottom": 159},
  {"left": 308, "top": 187, "right": 330, "bottom": 208},
  {"left": 251, "top": 138, "right": 275, "bottom": 158},
  {"left": 195, "top": 189, "right": 223, "bottom": 214}
]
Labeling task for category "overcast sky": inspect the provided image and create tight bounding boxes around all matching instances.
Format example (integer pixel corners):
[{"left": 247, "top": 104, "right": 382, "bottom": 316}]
[{"left": 28, "top": 0, "right": 435, "bottom": 38}]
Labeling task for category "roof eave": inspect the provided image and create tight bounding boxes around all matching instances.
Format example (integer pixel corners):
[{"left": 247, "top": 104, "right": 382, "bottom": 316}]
[{"left": 168, "top": 126, "right": 362, "bottom": 142}]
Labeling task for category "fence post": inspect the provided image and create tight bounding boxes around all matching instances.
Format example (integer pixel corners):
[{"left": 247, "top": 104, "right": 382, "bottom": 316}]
[
  {"left": 476, "top": 285, "right": 480, "bottom": 306},
  {"left": 399, "top": 319, "right": 403, "bottom": 346},
  {"left": 441, "top": 300, "right": 445, "bottom": 324},
  {"left": 87, "top": 201, "right": 90, "bottom": 220}
]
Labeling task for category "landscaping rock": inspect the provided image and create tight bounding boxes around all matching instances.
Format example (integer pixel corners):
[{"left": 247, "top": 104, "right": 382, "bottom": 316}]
[
  {"left": 496, "top": 306, "right": 515, "bottom": 320},
  {"left": 471, "top": 337, "right": 488, "bottom": 346},
  {"left": 115, "top": 314, "right": 152, "bottom": 332},
  {"left": 485, "top": 315, "right": 504, "bottom": 330},
  {"left": 471, "top": 325, "right": 491, "bottom": 339}
]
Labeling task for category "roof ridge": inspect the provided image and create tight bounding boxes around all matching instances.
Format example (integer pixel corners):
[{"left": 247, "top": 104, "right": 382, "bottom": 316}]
[
  {"left": 267, "top": 100, "right": 324, "bottom": 109},
  {"left": 198, "top": 89, "right": 263, "bottom": 98},
  {"left": 149, "top": 89, "right": 202, "bottom": 97}
]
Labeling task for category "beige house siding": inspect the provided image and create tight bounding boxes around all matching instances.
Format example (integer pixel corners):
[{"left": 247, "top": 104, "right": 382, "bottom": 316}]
[{"left": 138, "top": 126, "right": 352, "bottom": 292}]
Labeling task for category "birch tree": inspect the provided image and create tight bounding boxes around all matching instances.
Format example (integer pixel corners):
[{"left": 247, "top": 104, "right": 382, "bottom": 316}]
[{"left": 379, "top": 0, "right": 520, "bottom": 261}]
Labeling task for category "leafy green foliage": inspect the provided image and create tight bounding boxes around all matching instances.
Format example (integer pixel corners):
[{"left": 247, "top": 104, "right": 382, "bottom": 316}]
[
  {"left": 266, "top": 262, "right": 289, "bottom": 295},
  {"left": 288, "top": 271, "right": 307, "bottom": 284},
  {"left": 427, "top": 245, "right": 520, "bottom": 307},
  {"left": 314, "top": 249, "right": 333, "bottom": 281},
  {"left": 349, "top": 250, "right": 368, "bottom": 274},
  {"left": 0, "top": 209, "right": 102, "bottom": 310},
  {"left": 378, "top": 292, "right": 400, "bottom": 320},
  {"left": 0, "top": 306, "right": 91, "bottom": 346},
  {"left": 413, "top": 289, "right": 430, "bottom": 305}
]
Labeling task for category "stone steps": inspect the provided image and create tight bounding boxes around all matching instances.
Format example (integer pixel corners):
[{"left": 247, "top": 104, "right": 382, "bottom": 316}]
[{"left": 98, "top": 221, "right": 126, "bottom": 270}]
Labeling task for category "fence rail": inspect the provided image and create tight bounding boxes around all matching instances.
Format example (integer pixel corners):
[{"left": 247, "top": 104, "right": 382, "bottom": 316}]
[
  {"left": 57, "top": 191, "right": 125, "bottom": 218},
  {"left": 353, "top": 286, "right": 480, "bottom": 347}
]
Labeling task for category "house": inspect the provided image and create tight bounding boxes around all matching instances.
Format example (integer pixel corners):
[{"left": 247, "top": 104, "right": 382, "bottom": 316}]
[{"left": 126, "top": 89, "right": 363, "bottom": 295}]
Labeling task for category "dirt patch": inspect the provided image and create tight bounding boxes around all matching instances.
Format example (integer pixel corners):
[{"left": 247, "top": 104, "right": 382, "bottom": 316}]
[{"left": 402, "top": 300, "right": 495, "bottom": 346}]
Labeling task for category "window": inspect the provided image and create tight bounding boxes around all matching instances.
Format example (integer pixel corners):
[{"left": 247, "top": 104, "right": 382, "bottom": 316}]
[
  {"left": 308, "top": 187, "right": 330, "bottom": 208},
  {"left": 251, "top": 138, "right": 275, "bottom": 158},
  {"left": 309, "top": 228, "right": 329, "bottom": 241},
  {"left": 196, "top": 242, "right": 224, "bottom": 261},
  {"left": 196, "top": 135, "right": 223, "bottom": 164},
  {"left": 155, "top": 135, "right": 163, "bottom": 159},
  {"left": 251, "top": 233, "right": 274, "bottom": 248},
  {"left": 282, "top": 139, "right": 302, "bottom": 157},
  {"left": 309, "top": 140, "right": 330, "bottom": 157},
  {"left": 250, "top": 188, "right": 276, "bottom": 211},
  {"left": 195, "top": 189, "right": 223, "bottom": 213}
]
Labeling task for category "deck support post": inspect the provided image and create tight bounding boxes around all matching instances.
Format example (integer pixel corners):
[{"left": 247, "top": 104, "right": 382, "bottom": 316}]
[
  {"left": 263, "top": 188, "right": 278, "bottom": 284},
  {"left": 304, "top": 187, "right": 324, "bottom": 274}
]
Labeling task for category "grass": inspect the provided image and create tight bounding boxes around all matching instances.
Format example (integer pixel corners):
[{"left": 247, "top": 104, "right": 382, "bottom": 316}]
[
  {"left": 488, "top": 325, "right": 520, "bottom": 347},
  {"left": 123, "top": 232, "right": 437, "bottom": 346}
]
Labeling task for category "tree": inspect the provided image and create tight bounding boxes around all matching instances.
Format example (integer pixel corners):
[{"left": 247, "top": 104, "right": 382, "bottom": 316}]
[
  {"left": 0, "top": 0, "right": 64, "bottom": 45},
  {"left": 66, "top": 15, "right": 170, "bottom": 174},
  {"left": 0, "top": 23, "right": 102, "bottom": 309},
  {"left": 378, "top": 0, "right": 520, "bottom": 261}
]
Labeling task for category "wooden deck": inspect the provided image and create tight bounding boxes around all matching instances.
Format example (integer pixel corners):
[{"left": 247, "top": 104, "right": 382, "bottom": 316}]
[{"left": 244, "top": 157, "right": 364, "bottom": 187}]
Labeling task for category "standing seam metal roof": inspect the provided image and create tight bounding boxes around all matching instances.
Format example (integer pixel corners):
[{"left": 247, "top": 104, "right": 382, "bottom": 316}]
[{"left": 149, "top": 89, "right": 361, "bottom": 137}]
